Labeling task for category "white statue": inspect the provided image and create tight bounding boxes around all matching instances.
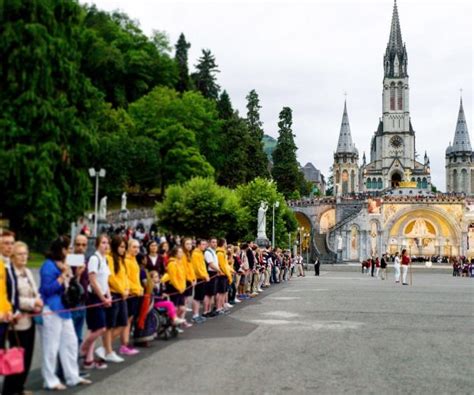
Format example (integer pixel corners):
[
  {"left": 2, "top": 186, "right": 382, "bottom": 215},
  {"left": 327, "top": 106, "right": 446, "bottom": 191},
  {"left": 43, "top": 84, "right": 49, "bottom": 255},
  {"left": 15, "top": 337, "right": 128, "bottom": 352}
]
[
  {"left": 257, "top": 201, "right": 268, "bottom": 239},
  {"left": 121, "top": 192, "right": 127, "bottom": 211},
  {"left": 337, "top": 235, "right": 343, "bottom": 250},
  {"left": 99, "top": 196, "right": 107, "bottom": 220}
]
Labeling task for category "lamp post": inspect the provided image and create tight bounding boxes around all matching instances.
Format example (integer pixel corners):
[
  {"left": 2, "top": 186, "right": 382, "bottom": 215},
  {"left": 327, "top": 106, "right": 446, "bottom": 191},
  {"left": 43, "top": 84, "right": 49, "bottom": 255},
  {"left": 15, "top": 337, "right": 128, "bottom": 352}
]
[
  {"left": 272, "top": 201, "right": 280, "bottom": 248},
  {"left": 89, "top": 168, "right": 106, "bottom": 237},
  {"left": 304, "top": 232, "right": 310, "bottom": 264},
  {"left": 298, "top": 226, "right": 304, "bottom": 258}
]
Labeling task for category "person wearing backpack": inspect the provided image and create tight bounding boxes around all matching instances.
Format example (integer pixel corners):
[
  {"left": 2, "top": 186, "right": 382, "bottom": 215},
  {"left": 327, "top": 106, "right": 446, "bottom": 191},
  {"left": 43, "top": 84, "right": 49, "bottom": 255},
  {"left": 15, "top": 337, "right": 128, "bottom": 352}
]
[
  {"left": 39, "top": 236, "right": 91, "bottom": 390},
  {"left": 80, "top": 235, "right": 112, "bottom": 368}
]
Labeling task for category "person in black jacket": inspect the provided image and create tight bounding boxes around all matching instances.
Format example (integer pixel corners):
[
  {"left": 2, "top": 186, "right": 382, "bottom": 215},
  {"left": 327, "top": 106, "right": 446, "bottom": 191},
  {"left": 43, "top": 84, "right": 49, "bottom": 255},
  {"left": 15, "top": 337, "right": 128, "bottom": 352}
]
[
  {"left": 371, "top": 257, "right": 376, "bottom": 277},
  {"left": 314, "top": 257, "right": 320, "bottom": 276},
  {"left": 246, "top": 242, "right": 256, "bottom": 294},
  {"left": 380, "top": 254, "right": 388, "bottom": 280}
]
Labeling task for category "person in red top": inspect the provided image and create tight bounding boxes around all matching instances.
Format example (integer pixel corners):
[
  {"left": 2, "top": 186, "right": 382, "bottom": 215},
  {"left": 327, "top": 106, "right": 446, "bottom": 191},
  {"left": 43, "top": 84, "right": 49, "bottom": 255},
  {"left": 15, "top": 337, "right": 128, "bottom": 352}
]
[{"left": 401, "top": 249, "right": 410, "bottom": 285}]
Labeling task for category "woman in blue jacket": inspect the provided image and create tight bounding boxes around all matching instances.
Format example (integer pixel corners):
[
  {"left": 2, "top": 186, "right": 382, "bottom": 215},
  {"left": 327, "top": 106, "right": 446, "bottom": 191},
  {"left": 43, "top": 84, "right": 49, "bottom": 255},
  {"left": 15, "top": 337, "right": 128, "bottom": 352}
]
[{"left": 39, "top": 236, "right": 91, "bottom": 390}]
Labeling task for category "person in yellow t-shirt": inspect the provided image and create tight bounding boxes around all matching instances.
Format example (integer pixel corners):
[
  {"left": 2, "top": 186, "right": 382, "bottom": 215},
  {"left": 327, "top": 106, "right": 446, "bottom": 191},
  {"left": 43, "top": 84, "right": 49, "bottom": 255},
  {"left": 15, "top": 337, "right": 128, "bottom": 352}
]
[
  {"left": 120, "top": 239, "right": 143, "bottom": 356},
  {"left": 161, "top": 246, "right": 187, "bottom": 326},
  {"left": 190, "top": 240, "right": 209, "bottom": 324},
  {"left": 0, "top": 257, "right": 13, "bottom": 349},
  {"left": 181, "top": 238, "right": 196, "bottom": 327},
  {"left": 102, "top": 235, "right": 129, "bottom": 359},
  {"left": 216, "top": 238, "right": 233, "bottom": 313}
]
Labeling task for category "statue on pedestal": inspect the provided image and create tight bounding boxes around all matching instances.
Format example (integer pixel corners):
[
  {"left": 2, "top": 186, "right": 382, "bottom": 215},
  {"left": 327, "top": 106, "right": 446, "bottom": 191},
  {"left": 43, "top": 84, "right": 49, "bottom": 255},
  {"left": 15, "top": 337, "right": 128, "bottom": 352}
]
[
  {"left": 99, "top": 196, "right": 107, "bottom": 220},
  {"left": 257, "top": 201, "right": 268, "bottom": 239},
  {"left": 121, "top": 192, "right": 127, "bottom": 212}
]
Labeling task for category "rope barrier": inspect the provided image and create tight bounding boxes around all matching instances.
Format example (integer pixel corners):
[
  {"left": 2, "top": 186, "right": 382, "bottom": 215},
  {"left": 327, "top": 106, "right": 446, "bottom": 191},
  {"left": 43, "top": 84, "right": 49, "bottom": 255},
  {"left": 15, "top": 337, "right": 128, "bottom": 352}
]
[{"left": 18, "top": 274, "right": 221, "bottom": 319}]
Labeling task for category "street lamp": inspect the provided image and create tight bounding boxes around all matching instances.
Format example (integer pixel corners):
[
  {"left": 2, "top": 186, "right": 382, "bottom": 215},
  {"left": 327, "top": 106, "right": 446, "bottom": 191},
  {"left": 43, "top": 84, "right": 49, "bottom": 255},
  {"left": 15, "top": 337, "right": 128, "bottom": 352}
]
[
  {"left": 298, "top": 226, "right": 304, "bottom": 258},
  {"left": 89, "top": 168, "right": 106, "bottom": 237},
  {"left": 272, "top": 201, "right": 280, "bottom": 248},
  {"left": 304, "top": 232, "right": 310, "bottom": 264}
]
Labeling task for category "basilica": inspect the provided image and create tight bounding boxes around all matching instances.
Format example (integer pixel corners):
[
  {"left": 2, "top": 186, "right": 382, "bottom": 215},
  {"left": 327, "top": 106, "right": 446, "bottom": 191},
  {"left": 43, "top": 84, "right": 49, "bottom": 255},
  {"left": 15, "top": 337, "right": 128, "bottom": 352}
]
[{"left": 290, "top": 0, "right": 474, "bottom": 262}]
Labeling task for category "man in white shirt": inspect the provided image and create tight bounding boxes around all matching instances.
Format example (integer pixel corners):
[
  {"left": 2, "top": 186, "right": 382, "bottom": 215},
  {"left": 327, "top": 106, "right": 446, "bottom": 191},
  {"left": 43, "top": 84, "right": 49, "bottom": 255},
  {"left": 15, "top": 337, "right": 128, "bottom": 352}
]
[{"left": 203, "top": 238, "right": 220, "bottom": 318}]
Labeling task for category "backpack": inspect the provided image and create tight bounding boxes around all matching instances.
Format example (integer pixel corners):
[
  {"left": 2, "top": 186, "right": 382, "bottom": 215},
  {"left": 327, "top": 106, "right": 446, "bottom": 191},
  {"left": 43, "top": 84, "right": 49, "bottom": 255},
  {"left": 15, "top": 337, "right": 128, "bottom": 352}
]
[
  {"left": 79, "top": 253, "right": 102, "bottom": 303},
  {"left": 62, "top": 277, "right": 85, "bottom": 308}
]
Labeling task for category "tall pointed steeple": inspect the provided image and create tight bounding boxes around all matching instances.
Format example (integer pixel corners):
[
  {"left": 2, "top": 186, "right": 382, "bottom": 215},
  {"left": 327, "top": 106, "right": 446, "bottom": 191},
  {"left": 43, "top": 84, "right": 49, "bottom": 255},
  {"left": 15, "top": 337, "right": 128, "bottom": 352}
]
[
  {"left": 451, "top": 97, "right": 471, "bottom": 152},
  {"left": 336, "top": 100, "right": 357, "bottom": 154},
  {"left": 388, "top": 0, "right": 403, "bottom": 51},
  {"left": 384, "top": 0, "right": 408, "bottom": 78}
]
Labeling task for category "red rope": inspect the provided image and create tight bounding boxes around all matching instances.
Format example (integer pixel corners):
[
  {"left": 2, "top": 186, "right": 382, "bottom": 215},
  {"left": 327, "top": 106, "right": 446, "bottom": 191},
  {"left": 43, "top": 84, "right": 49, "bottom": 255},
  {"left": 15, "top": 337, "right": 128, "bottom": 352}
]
[{"left": 21, "top": 274, "right": 220, "bottom": 318}]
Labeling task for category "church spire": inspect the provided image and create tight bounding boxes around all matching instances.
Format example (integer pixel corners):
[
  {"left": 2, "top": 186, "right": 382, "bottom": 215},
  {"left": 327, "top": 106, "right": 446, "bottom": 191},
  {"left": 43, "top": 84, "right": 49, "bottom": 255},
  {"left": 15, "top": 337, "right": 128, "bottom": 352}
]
[
  {"left": 384, "top": 0, "right": 408, "bottom": 78},
  {"left": 388, "top": 0, "right": 403, "bottom": 51},
  {"left": 336, "top": 100, "right": 357, "bottom": 155},
  {"left": 451, "top": 96, "right": 472, "bottom": 153}
]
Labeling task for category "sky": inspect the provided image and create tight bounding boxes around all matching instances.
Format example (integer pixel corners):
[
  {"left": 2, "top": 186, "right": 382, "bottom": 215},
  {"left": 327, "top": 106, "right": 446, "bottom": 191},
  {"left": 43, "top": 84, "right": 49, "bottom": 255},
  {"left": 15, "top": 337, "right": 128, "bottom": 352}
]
[{"left": 83, "top": 0, "right": 473, "bottom": 190}]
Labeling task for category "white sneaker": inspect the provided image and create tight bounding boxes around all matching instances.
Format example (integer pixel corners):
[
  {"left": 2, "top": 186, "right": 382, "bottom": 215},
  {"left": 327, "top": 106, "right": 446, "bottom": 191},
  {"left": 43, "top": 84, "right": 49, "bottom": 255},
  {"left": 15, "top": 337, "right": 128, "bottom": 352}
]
[
  {"left": 234, "top": 298, "right": 241, "bottom": 303},
  {"left": 224, "top": 303, "right": 233, "bottom": 309},
  {"left": 104, "top": 351, "right": 124, "bottom": 363},
  {"left": 95, "top": 346, "right": 105, "bottom": 360},
  {"left": 257, "top": 288, "right": 264, "bottom": 293},
  {"left": 186, "top": 307, "right": 192, "bottom": 312},
  {"left": 173, "top": 317, "right": 186, "bottom": 325}
]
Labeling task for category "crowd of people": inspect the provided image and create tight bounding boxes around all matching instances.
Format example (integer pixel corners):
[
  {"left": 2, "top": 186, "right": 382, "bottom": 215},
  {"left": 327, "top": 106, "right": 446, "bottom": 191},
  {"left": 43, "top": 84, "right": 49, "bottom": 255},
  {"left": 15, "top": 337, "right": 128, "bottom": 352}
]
[
  {"left": 451, "top": 257, "right": 474, "bottom": 277},
  {"left": 0, "top": 228, "right": 303, "bottom": 393},
  {"left": 361, "top": 250, "right": 411, "bottom": 284}
]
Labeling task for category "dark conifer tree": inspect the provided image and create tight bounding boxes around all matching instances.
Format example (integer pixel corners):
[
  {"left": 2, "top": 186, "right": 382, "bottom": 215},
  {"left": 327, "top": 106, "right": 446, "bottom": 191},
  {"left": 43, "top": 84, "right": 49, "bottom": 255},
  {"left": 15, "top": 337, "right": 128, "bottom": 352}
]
[
  {"left": 272, "top": 107, "right": 304, "bottom": 198},
  {"left": 175, "top": 33, "right": 191, "bottom": 92},
  {"left": 191, "top": 49, "right": 220, "bottom": 100},
  {"left": 246, "top": 89, "right": 269, "bottom": 179}
]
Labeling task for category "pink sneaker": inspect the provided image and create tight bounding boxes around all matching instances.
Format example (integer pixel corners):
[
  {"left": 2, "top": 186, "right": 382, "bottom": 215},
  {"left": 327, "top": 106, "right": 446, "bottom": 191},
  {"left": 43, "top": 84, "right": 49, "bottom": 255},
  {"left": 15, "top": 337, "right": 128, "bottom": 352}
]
[{"left": 119, "top": 345, "right": 139, "bottom": 356}]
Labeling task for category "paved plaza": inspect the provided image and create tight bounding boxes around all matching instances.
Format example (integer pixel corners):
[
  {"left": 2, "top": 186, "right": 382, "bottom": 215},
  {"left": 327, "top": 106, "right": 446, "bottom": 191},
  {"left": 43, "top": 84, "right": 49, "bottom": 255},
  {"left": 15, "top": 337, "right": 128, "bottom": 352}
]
[{"left": 31, "top": 270, "right": 472, "bottom": 395}]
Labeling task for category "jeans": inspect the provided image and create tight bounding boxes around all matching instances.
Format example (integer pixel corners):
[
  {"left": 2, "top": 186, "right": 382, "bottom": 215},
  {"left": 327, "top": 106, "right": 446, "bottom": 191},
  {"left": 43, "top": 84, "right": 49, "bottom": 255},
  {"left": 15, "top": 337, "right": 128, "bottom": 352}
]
[{"left": 71, "top": 308, "right": 86, "bottom": 346}]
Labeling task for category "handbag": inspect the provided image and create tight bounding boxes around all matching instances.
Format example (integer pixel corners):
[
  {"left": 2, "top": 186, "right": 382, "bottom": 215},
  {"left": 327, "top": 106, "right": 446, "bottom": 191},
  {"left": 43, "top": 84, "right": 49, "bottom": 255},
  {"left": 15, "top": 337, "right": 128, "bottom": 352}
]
[{"left": 0, "top": 326, "right": 25, "bottom": 375}]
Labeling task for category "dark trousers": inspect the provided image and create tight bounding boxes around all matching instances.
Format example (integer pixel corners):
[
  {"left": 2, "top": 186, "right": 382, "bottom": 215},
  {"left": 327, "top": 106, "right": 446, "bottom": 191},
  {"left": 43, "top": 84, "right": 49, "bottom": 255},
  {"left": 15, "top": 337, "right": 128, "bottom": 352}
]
[
  {"left": 2, "top": 324, "right": 35, "bottom": 395},
  {"left": 271, "top": 266, "right": 278, "bottom": 283},
  {"left": 314, "top": 263, "right": 320, "bottom": 276},
  {"left": 228, "top": 282, "right": 236, "bottom": 302},
  {"left": 0, "top": 323, "right": 7, "bottom": 348},
  {"left": 371, "top": 264, "right": 375, "bottom": 277}
]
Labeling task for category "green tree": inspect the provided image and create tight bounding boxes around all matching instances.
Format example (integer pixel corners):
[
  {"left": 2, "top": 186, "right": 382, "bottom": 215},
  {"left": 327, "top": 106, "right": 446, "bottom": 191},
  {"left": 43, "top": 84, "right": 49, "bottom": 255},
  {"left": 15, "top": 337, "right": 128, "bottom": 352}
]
[
  {"left": 236, "top": 178, "right": 297, "bottom": 246},
  {"left": 217, "top": 90, "right": 233, "bottom": 120},
  {"left": 216, "top": 91, "right": 252, "bottom": 187},
  {"left": 246, "top": 90, "right": 269, "bottom": 179},
  {"left": 0, "top": 0, "right": 104, "bottom": 242},
  {"left": 128, "top": 86, "right": 223, "bottom": 172},
  {"left": 272, "top": 107, "right": 305, "bottom": 198},
  {"left": 81, "top": 6, "right": 177, "bottom": 107},
  {"left": 191, "top": 49, "right": 220, "bottom": 100},
  {"left": 326, "top": 166, "right": 334, "bottom": 196},
  {"left": 128, "top": 89, "right": 215, "bottom": 195},
  {"left": 155, "top": 177, "right": 244, "bottom": 240},
  {"left": 174, "top": 33, "right": 191, "bottom": 93}
]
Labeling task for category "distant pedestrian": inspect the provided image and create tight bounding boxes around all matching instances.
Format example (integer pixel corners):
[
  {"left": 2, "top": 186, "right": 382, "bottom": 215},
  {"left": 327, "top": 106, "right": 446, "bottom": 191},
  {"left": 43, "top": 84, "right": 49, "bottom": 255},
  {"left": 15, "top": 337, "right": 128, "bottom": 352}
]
[
  {"left": 394, "top": 252, "right": 401, "bottom": 283},
  {"left": 371, "top": 257, "right": 376, "bottom": 277},
  {"left": 401, "top": 249, "right": 410, "bottom": 285},
  {"left": 380, "top": 254, "right": 387, "bottom": 280},
  {"left": 314, "top": 258, "right": 320, "bottom": 276}
]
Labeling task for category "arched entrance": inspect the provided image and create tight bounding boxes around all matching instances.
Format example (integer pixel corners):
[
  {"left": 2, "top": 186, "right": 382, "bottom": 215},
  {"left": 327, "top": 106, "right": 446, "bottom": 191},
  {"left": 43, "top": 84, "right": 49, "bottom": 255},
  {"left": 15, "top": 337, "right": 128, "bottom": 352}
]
[
  {"left": 294, "top": 212, "right": 313, "bottom": 259},
  {"left": 319, "top": 209, "right": 336, "bottom": 233},
  {"left": 386, "top": 208, "right": 460, "bottom": 257},
  {"left": 391, "top": 172, "right": 402, "bottom": 188}
]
